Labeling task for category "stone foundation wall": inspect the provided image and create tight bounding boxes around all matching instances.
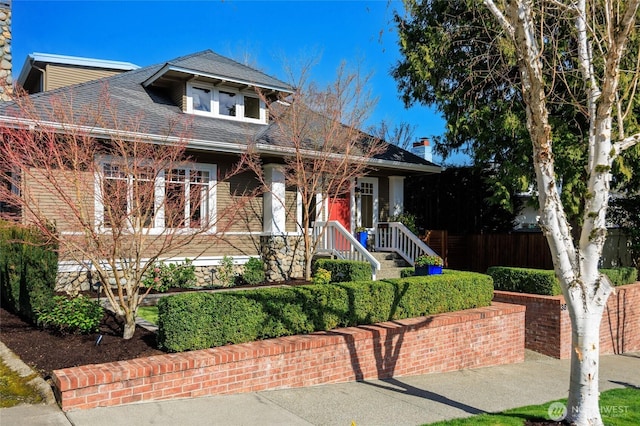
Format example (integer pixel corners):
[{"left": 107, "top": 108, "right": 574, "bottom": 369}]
[
  {"left": 260, "top": 235, "right": 305, "bottom": 281},
  {"left": 56, "top": 264, "right": 246, "bottom": 293}
]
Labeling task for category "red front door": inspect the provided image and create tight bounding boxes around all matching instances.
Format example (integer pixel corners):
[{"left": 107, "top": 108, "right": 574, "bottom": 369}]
[{"left": 328, "top": 194, "right": 350, "bottom": 231}]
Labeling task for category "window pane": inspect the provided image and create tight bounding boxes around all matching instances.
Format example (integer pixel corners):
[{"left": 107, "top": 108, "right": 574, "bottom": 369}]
[
  {"left": 244, "top": 96, "right": 260, "bottom": 119},
  {"left": 167, "top": 168, "right": 186, "bottom": 183},
  {"left": 103, "top": 176, "right": 127, "bottom": 227},
  {"left": 190, "top": 184, "right": 204, "bottom": 228},
  {"left": 132, "top": 179, "right": 155, "bottom": 228},
  {"left": 303, "top": 195, "right": 317, "bottom": 227},
  {"left": 219, "top": 91, "right": 236, "bottom": 116},
  {"left": 192, "top": 87, "right": 211, "bottom": 112},
  {"left": 361, "top": 194, "right": 373, "bottom": 228},
  {"left": 165, "top": 169, "right": 185, "bottom": 228},
  {"left": 165, "top": 182, "right": 185, "bottom": 228},
  {"left": 189, "top": 170, "right": 209, "bottom": 228}
]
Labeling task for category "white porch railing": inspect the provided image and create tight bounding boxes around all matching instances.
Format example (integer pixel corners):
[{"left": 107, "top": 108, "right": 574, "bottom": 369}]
[
  {"left": 375, "top": 222, "right": 438, "bottom": 266},
  {"left": 313, "top": 221, "right": 381, "bottom": 280}
]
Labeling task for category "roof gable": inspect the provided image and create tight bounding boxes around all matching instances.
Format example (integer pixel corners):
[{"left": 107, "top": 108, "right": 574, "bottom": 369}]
[{"left": 143, "top": 50, "right": 294, "bottom": 94}]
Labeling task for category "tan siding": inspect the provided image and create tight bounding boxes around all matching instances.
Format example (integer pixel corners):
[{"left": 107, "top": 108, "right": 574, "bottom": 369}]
[
  {"left": 161, "top": 234, "right": 261, "bottom": 259},
  {"left": 285, "top": 189, "right": 299, "bottom": 232},
  {"left": 25, "top": 168, "right": 95, "bottom": 233},
  {"left": 216, "top": 167, "right": 264, "bottom": 233},
  {"left": 44, "top": 64, "right": 123, "bottom": 91}
]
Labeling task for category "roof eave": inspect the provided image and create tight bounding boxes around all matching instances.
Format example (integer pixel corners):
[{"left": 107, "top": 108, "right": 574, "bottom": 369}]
[
  {"left": 0, "top": 117, "right": 439, "bottom": 173},
  {"left": 142, "top": 64, "right": 294, "bottom": 94},
  {"left": 16, "top": 54, "right": 36, "bottom": 87}
]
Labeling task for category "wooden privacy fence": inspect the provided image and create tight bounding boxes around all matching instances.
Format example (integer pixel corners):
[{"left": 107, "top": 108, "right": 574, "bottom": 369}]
[{"left": 422, "top": 231, "right": 553, "bottom": 273}]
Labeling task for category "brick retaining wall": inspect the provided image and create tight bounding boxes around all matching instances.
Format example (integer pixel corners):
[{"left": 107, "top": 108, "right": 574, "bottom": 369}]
[
  {"left": 52, "top": 302, "right": 525, "bottom": 411},
  {"left": 494, "top": 282, "right": 640, "bottom": 359}
]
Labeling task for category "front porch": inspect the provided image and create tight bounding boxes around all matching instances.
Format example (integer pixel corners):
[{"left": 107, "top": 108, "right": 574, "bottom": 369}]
[{"left": 313, "top": 220, "right": 440, "bottom": 280}]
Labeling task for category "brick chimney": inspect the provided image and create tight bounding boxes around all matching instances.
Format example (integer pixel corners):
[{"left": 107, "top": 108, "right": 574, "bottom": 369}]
[
  {"left": 412, "top": 137, "right": 433, "bottom": 163},
  {"left": 0, "top": 1, "right": 11, "bottom": 101}
]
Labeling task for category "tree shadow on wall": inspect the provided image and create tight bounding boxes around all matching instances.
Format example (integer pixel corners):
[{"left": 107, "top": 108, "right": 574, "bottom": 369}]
[{"left": 325, "top": 280, "right": 485, "bottom": 416}]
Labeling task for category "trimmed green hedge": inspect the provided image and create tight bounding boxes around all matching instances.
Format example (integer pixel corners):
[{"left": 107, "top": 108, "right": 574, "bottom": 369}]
[
  {"left": 157, "top": 270, "right": 493, "bottom": 352},
  {"left": 0, "top": 221, "right": 58, "bottom": 323},
  {"left": 157, "top": 293, "right": 267, "bottom": 352},
  {"left": 488, "top": 267, "right": 561, "bottom": 296},
  {"left": 600, "top": 267, "right": 637, "bottom": 286},
  {"left": 312, "top": 259, "right": 371, "bottom": 282},
  {"left": 488, "top": 266, "right": 637, "bottom": 296}
]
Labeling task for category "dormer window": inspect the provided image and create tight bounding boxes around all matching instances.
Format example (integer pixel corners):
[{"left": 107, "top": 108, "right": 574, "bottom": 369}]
[
  {"left": 186, "top": 82, "right": 266, "bottom": 123},
  {"left": 192, "top": 87, "right": 211, "bottom": 112},
  {"left": 218, "top": 90, "right": 236, "bottom": 116}
]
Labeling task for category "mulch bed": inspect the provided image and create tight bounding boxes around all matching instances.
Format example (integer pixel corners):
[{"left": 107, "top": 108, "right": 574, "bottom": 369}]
[
  {"left": 1, "top": 280, "right": 311, "bottom": 378},
  {"left": 0, "top": 307, "right": 164, "bottom": 378}
]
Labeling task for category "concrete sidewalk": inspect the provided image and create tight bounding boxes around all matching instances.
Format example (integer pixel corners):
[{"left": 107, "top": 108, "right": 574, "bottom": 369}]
[{"left": 1, "top": 350, "right": 638, "bottom": 426}]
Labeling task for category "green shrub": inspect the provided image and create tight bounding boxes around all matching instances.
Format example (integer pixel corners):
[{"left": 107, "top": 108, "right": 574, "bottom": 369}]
[
  {"left": 35, "top": 295, "right": 104, "bottom": 334},
  {"left": 0, "top": 221, "right": 58, "bottom": 323},
  {"left": 142, "top": 259, "right": 196, "bottom": 292},
  {"left": 400, "top": 268, "right": 415, "bottom": 278},
  {"left": 336, "top": 280, "right": 396, "bottom": 325},
  {"left": 157, "top": 270, "right": 493, "bottom": 352},
  {"left": 312, "top": 259, "right": 371, "bottom": 282},
  {"left": 488, "top": 266, "right": 561, "bottom": 295},
  {"left": 241, "top": 257, "right": 265, "bottom": 286},
  {"left": 489, "top": 266, "right": 637, "bottom": 296},
  {"left": 217, "top": 255, "right": 236, "bottom": 287},
  {"left": 389, "top": 211, "right": 418, "bottom": 235},
  {"left": 312, "top": 268, "right": 332, "bottom": 285},
  {"left": 157, "top": 292, "right": 266, "bottom": 352},
  {"left": 600, "top": 267, "right": 637, "bottom": 286},
  {"left": 381, "top": 271, "right": 494, "bottom": 320},
  {"left": 240, "top": 287, "right": 315, "bottom": 337}
]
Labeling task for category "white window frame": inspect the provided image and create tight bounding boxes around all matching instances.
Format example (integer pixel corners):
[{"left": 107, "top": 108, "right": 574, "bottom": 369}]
[
  {"left": 186, "top": 82, "right": 267, "bottom": 123},
  {"left": 94, "top": 156, "right": 217, "bottom": 234},
  {"left": 188, "top": 84, "right": 213, "bottom": 114},
  {"left": 356, "top": 177, "right": 379, "bottom": 231}
]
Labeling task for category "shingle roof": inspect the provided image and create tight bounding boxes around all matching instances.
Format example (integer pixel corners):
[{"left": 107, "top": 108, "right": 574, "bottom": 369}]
[
  {"left": 147, "top": 50, "right": 293, "bottom": 92},
  {"left": 0, "top": 50, "right": 440, "bottom": 172}
]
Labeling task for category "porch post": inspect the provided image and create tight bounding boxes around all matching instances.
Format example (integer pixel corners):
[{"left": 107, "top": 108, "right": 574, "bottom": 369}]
[
  {"left": 389, "top": 176, "right": 405, "bottom": 217},
  {"left": 263, "top": 164, "right": 286, "bottom": 234}
]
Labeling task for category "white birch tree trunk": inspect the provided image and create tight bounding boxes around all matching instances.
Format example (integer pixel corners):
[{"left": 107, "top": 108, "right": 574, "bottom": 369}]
[{"left": 482, "top": 0, "right": 639, "bottom": 424}]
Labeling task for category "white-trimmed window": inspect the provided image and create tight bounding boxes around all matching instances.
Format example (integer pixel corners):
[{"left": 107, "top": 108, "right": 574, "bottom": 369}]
[
  {"left": 95, "top": 159, "right": 217, "bottom": 233},
  {"left": 165, "top": 168, "right": 213, "bottom": 229},
  {"left": 186, "top": 82, "right": 266, "bottom": 123}
]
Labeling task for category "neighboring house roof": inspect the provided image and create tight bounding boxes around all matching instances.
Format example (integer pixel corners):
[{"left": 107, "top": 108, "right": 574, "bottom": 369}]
[
  {"left": 17, "top": 52, "right": 140, "bottom": 90},
  {"left": 2, "top": 50, "right": 440, "bottom": 174}
]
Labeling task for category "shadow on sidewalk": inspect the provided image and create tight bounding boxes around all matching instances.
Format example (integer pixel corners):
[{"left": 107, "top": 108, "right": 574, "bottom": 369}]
[{"left": 362, "top": 377, "right": 485, "bottom": 416}]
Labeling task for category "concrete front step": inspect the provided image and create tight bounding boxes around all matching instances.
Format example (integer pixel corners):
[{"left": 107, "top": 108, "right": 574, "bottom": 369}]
[{"left": 371, "top": 251, "right": 410, "bottom": 280}]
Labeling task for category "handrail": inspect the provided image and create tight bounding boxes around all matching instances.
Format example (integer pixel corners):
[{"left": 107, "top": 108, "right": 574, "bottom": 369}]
[
  {"left": 313, "top": 221, "right": 380, "bottom": 280},
  {"left": 375, "top": 222, "right": 438, "bottom": 266}
]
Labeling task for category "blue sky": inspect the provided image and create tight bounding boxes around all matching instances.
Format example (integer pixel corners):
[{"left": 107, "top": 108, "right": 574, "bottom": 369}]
[{"left": 11, "top": 1, "right": 467, "bottom": 165}]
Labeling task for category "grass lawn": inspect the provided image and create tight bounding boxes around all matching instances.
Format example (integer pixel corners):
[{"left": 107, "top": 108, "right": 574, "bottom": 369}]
[
  {"left": 137, "top": 306, "right": 158, "bottom": 325},
  {"left": 424, "top": 388, "right": 639, "bottom": 425}
]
